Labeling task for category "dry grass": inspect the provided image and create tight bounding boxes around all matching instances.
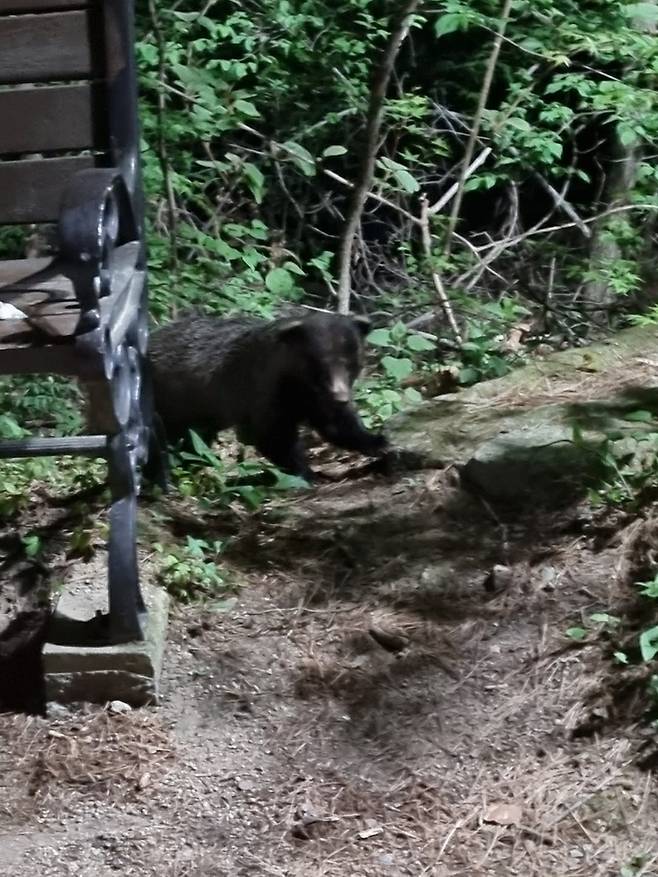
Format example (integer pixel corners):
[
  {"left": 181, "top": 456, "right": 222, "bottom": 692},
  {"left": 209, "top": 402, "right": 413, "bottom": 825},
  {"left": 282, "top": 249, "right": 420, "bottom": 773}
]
[
  {"left": 416, "top": 739, "right": 657, "bottom": 877},
  {"left": 477, "top": 361, "right": 655, "bottom": 413},
  {"left": 0, "top": 707, "right": 174, "bottom": 812}
]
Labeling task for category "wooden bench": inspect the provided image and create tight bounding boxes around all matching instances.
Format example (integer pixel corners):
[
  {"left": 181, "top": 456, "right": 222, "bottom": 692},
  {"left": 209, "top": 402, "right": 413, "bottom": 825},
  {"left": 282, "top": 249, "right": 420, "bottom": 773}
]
[{"left": 0, "top": 0, "right": 165, "bottom": 644}]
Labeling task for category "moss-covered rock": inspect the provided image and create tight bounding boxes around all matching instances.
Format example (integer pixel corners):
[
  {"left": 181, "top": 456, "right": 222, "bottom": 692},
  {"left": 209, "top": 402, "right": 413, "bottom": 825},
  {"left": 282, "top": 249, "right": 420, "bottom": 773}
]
[{"left": 388, "top": 324, "right": 658, "bottom": 506}]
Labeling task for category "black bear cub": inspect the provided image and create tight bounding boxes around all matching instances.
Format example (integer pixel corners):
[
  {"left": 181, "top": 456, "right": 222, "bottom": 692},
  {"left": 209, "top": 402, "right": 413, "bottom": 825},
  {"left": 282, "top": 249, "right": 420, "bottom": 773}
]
[{"left": 148, "top": 311, "right": 388, "bottom": 479}]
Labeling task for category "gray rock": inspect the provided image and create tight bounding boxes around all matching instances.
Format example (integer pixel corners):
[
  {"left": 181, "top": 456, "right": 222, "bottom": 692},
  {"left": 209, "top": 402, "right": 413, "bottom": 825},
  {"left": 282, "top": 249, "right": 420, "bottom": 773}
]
[
  {"left": 43, "top": 584, "right": 169, "bottom": 707},
  {"left": 387, "top": 324, "right": 658, "bottom": 507},
  {"left": 108, "top": 699, "right": 132, "bottom": 714},
  {"left": 460, "top": 423, "right": 605, "bottom": 504}
]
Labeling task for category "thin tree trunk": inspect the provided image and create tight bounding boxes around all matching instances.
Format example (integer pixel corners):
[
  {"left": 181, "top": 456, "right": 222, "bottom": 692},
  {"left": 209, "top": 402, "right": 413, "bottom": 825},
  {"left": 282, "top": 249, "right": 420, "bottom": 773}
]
[
  {"left": 443, "top": 0, "right": 513, "bottom": 257},
  {"left": 335, "top": 0, "right": 420, "bottom": 314},
  {"left": 584, "top": 2, "right": 655, "bottom": 323},
  {"left": 584, "top": 137, "right": 638, "bottom": 324}
]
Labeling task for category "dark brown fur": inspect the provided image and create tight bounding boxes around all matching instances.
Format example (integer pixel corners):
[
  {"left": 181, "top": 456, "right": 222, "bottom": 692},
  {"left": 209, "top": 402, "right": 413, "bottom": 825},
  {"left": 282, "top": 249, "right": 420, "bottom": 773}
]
[{"left": 149, "top": 312, "right": 387, "bottom": 478}]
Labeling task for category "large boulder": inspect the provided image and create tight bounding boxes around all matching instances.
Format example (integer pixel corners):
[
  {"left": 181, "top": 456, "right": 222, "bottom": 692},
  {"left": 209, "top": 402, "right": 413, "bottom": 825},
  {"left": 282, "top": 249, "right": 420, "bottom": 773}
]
[{"left": 388, "top": 325, "right": 658, "bottom": 506}]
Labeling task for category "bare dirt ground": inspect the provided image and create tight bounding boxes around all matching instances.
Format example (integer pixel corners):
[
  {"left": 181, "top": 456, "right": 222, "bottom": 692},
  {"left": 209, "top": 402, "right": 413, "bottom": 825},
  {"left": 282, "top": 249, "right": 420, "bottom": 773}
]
[{"left": 1, "top": 458, "right": 657, "bottom": 877}]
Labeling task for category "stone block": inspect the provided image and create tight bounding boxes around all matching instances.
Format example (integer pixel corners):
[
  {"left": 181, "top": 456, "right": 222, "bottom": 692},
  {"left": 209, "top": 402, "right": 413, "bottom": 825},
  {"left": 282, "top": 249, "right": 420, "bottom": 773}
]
[{"left": 43, "top": 580, "right": 169, "bottom": 707}]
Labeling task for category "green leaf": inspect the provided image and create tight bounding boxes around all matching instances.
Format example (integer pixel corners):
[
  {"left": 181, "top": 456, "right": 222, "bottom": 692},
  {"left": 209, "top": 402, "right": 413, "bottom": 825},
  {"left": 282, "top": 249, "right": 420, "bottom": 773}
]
[
  {"left": 565, "top": 627, "right": 588, "bottom": 641},
  {"left": 382, "top": 356, "right": 413, "bottom": 381},
  {"left": 639, "top": 626, "right": 658, "bottom": 662},
  {"left": 406, "top": 334, "right": 435, "bottom": 352},
  {"left": 434, "top": 12, "right": 465, "bottom": 36},
  {"left": 22, "top": 535, "right": 41, "bottom": 558},
  {"left": 638, "top": 575, "right": 658, "bottom": 598},
  {"left": 265, "top": 267, "right": 294, "bottom": 296},
  {"left": 459, "top": 366, "right": 479, "bottom": 385},
  {"left": 282, "top": 140, "right": 316, "bottom": 176},
  {"left": 589, "top": 612, "right": 621, "bottom": 627},
  {"left": 189, "top": 430, "right": 212, "bottom": 457},
  {"left": 234, "top": 99, "right": 260, "bottom": 118},
  {"left": 367, "top": 328, "right": 392, "bottom": 347},
  {"left": 392, "top": 167, "right": 419, "bottom": 194},
  {"left": 0, "top": 415, "right": 25, "bottom": 438},
  {"left": 572, "top": 423, "right": 584, "bottom": 444},
  {"left": 617, "top": 121, "right": 639, "bottom": 146},
  {"left": 241, "top": 249, "right": 266, "bottom": 270},
  {"left": 283, "top": 261, "right": 306, "bottom": 276},
  {"left": 272, "top": 471, "right": 310, "bottom": 490},
  {"left": 242, "top": 162, "right": 265, "bottom": 204},
  {"left": 322, "top": 145, "right": 347, "bottom": 158},
  {"left": 624, "top": 409, "right": 653, "bottom": 422},
  {"left": 614, "top": 651, "right": 629, "bottom": 665},
  {"left": 404, "top": 387, "right": 423, "bottom": 404},
  {"left": 379, "top": 157, "right": 419, "bottom": 194},
  {"left": 282, "top": 141, "right": 314, "bottom": 163}
]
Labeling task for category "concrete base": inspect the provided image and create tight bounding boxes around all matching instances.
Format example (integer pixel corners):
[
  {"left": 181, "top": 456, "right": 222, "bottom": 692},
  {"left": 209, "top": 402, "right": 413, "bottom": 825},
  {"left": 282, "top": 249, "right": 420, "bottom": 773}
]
[{"left": 43, "top": 580, "right": 169, "bottom": 707}]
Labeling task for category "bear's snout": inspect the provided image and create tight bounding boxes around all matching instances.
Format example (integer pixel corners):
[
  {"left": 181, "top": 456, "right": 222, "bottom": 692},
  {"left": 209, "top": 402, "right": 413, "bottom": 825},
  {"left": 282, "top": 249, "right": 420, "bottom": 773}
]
[{"left": 329, "top": 371, "right": 351, "bottom": 404}]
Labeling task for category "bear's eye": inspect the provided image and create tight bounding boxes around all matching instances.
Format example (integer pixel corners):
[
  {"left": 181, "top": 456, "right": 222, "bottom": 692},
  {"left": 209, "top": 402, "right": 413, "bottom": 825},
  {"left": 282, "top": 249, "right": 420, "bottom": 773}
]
[{"left": 306, "top": 360, "right": 328, "bottom": 388}]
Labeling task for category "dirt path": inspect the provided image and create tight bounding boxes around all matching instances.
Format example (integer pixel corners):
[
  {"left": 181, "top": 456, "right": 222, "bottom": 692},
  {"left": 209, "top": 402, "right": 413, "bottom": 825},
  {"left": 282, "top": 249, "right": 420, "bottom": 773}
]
[{"left": 1, "top": 466, "right": 656, "bottom": 876}]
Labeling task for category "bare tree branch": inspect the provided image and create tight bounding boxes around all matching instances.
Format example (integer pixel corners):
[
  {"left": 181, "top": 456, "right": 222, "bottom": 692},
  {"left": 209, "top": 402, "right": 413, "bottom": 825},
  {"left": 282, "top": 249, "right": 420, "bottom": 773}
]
[
  {"left": 428, "top": 148, "right": 492, "bottom": 216},
  {"left": 475, "top": 203, "right": 657, "bottom": 252},
  {"left": 321, "top": 168, "right": 418, "bottom": 223},
  {"left": 533, "top": 172, "right": 591, "bottom": 238},
  {"left": 419, "top": 195, "right": 463, "bottom": 345}
]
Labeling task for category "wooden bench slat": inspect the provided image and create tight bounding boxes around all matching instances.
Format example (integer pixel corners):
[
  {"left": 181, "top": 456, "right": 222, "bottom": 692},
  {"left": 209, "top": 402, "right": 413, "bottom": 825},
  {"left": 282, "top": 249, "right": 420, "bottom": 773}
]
[
  {"left": 0, "top": 155, "right": 97, "bottom": 224},
  {"left": 0, "top": 310, "right": 80, "bottom": 343},
  {"left": 0, "top": 11, "right": 99, "bottom": 85},
  {"left": 0, "top": 243, "right": 139, "bottom": 301},
  {"left": 0, "top": 84, "right": 106, "bottom": 156},
  {"left": 0, "top": 319, "right": 34, "bottom": 344},
  {"left": 0, "top": 1, "right": 90, "bottom": 11},
  {"left": 0, "top": 257, "right": 56, "bottom": 288},
  {"left": 27, "top": 308, "right": 80, "bottom": 338},
  {"left": 0, "top": 243, "right": 141, "bottom": 349}
]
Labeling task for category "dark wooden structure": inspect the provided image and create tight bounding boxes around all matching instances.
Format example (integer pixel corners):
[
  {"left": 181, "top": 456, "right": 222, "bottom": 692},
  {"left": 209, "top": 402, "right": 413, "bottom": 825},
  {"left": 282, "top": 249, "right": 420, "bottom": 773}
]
[{"left": 0, "top": 0, "right": 163, "bottom": 644}]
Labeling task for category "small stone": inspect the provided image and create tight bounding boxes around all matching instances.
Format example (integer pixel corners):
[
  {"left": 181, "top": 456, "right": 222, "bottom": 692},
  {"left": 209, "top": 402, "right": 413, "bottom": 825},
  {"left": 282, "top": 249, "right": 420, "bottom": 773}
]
[
  {"left": 483, "top": 802, "right": 522, "bottom": 826},
  {"left": 484, "top": 564, "right": 513, "bottom": 593},
  {"left": 108, "top": 700, "right": 132, "bottom": 714},
  {"left": 358, "top": 825, "right": 384, "bottom": 840}
]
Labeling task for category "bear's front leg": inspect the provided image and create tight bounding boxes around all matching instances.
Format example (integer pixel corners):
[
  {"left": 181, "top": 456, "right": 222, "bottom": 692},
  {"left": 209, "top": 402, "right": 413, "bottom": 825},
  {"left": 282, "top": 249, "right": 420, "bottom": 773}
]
[
  {"left": 312, "top": 404, "right": 388, "bottom": 457},
  {"left": 254, "top": 424, "right": 315, "bottom": 481}
]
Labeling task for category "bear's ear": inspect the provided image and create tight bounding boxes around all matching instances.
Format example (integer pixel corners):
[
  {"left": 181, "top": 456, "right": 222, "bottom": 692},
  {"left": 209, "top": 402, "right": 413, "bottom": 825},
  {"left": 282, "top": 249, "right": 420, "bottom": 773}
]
[
  {"left": 352, "top": 314, "right": 372, "bottom": 337},
  {"left": 276, "top": 319, "right": 306, "bottom": 343}
]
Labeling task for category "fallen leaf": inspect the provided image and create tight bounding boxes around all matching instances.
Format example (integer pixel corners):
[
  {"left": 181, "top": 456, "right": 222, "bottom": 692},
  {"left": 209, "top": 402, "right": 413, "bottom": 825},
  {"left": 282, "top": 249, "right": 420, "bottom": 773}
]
[
  {"left": 502, "top": 323, "right": 531, "bottom": 353},
  {"left": 483, "top": 802, "right": 522, "bottom": 826},
  {"left": 369, "top": 626, "right": 409, "bottom": 654}
]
